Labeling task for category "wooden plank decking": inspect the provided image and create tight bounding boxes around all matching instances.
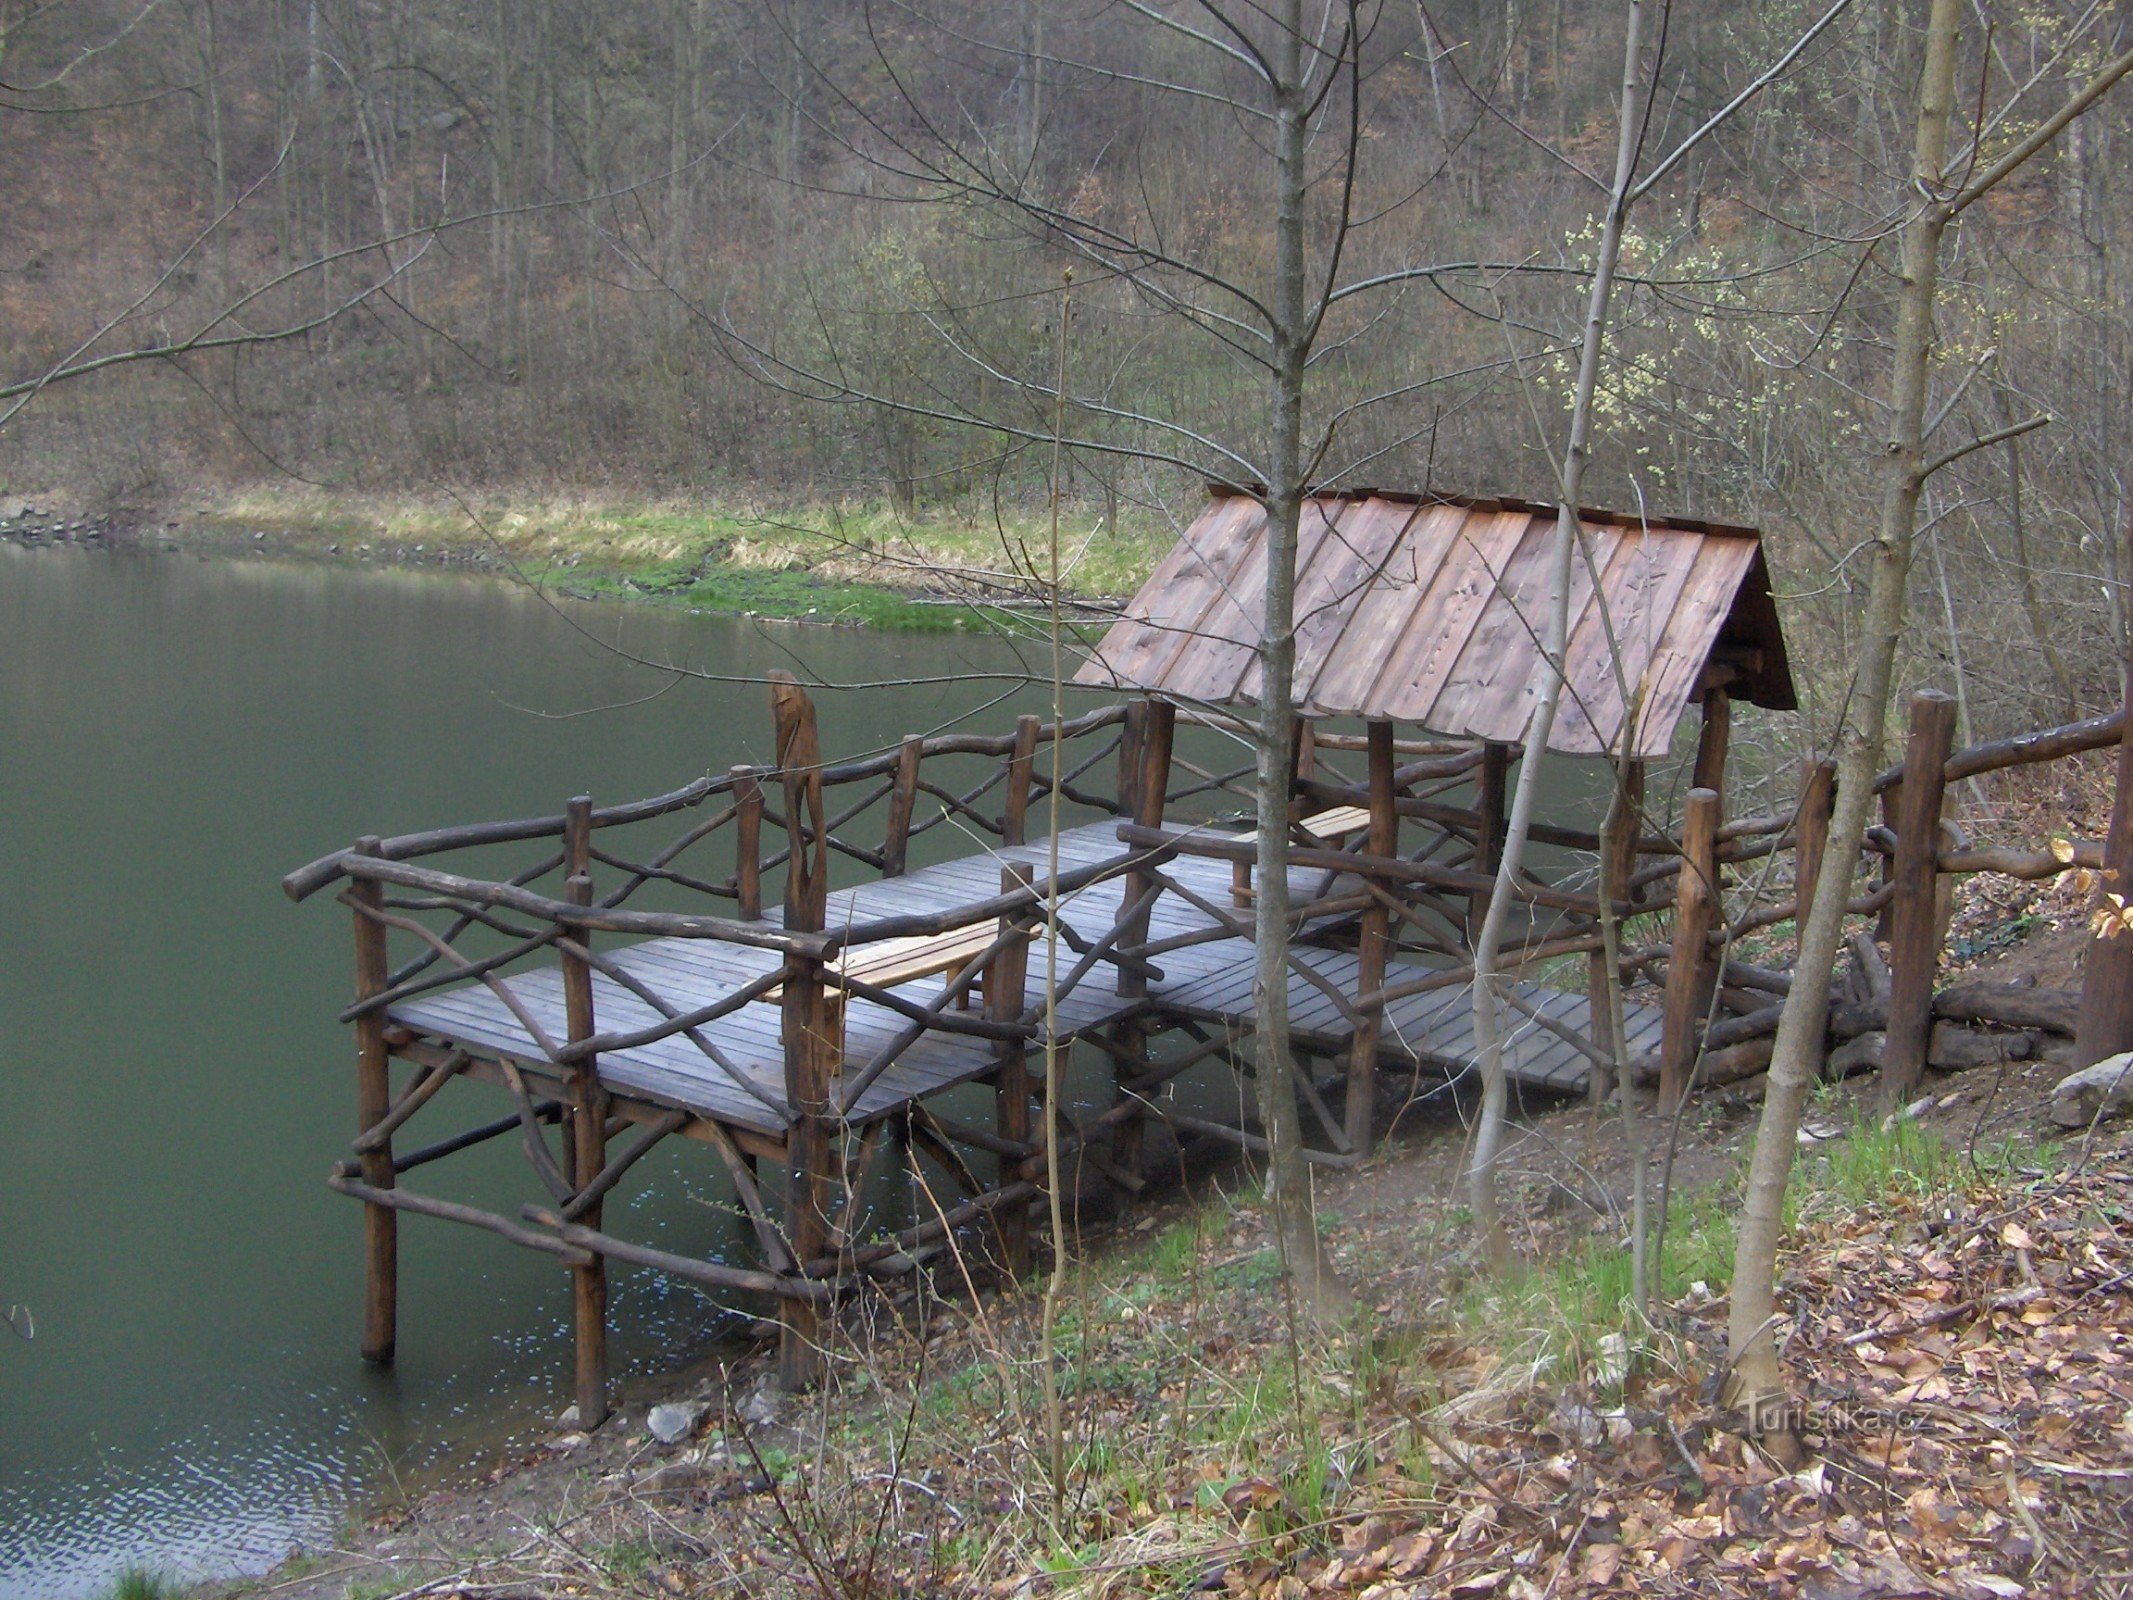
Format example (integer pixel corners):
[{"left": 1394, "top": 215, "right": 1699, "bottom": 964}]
[{"left": 390, "top": 821, "right": 1649, "bottom": 1135}]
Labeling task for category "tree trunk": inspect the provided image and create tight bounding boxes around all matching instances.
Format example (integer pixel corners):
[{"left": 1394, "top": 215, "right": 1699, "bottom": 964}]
[
  {"left": 1724, "top": 0, "right": 1964, "bottom": 1456},
  {"left": 1252, "top": 0, "right": 1349, "bottom": 1327},
  {"left": 2077, "top": 505, "right": 2133, "bottom": 1064},
  {"left": 1468, "top": 0, "right": 1647, "bottom": 1276}
]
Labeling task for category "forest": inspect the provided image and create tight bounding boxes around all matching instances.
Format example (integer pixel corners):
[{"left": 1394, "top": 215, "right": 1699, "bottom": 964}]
[{"left": 2, "top": 0, "right": 2130, "bottom": 737}]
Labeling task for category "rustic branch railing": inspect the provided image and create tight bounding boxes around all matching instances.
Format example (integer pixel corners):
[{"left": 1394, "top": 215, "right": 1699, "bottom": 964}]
[{"left": 294, "top": 675, "right": 2133, "bottom": 1417}]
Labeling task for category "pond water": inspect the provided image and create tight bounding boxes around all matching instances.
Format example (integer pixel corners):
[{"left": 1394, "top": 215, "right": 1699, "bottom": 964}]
[
  {"left": 0, "top": 541, "right": 1656, "bottom": 1598},
  {"left": 0, "top": 545, "right": 1074, "bottom": 1597}
]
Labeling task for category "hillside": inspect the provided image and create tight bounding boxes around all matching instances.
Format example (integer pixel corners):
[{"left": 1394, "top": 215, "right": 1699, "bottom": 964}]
[
  {"left": 212, "top": 1041, "right": 2132, "bottom": 1600},
  {"left": 3, "top": 1, "right": 2130, "bottom": 736}
]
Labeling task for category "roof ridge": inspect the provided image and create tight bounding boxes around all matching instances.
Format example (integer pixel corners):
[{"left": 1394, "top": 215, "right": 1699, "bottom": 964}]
[{"left": 1200, "top": 480, "right": 1760, "bottom": 541}]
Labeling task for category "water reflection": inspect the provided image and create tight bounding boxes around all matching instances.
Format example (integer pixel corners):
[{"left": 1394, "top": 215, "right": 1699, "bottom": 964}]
[{"left": 0, "top": 545, "right": 1052, "bottom": 1597}]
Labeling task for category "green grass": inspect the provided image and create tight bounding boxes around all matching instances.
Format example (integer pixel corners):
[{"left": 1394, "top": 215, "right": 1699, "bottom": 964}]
[
  {"left": 185, "top": 487, "right": 1174, "bottom": 629},
  {"left": 1808, "top": 1099, "right": 2049, "bottom": 1213},
  {"left": 104, "top": 1572, "right": 175, "bottom": 1600}
]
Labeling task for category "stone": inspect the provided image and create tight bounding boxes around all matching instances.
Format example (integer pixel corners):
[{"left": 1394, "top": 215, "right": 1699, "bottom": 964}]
[
  {"left": 2050, "top": 1053, "right": 2133, "bottom": 1128},
  {"left": 647, "top": 1400, "right": 709, "bottom": 1445},
  {"left": 1552, "top": 1400, "right": 1605, "bottom": 1447},
  {"left": 738, "top": 1385, "right": 781, "bottom": 1427},
  {"left": 546, "top": 1431, "right": 591, "bottom": 1453},
  {"left": 1593, "top": 1332, "right": 1632, "bottom": 1389},
  {"left": 556, "top": 1403, "right": 581, "bottom": 1429}
]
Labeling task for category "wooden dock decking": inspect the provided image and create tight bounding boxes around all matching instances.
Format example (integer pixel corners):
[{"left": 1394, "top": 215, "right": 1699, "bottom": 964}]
[
  {"left": 391, "top": 819, "right": 1648, "bottom": 1132},
  {"left": 298, "top": 684, "right": 1695, "bottom": 1406}
]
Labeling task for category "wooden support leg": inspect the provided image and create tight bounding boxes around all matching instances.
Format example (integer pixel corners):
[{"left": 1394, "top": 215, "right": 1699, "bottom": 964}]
[
  {"left": 990, "top": 865, "right": 1034, "bottom": 1279},
  {"left": 1108, "top": 1021, "right": 1148, "bottom": 1191},
  {"left": 1117, "top": 698, "right": 1175, "bottom": 998},
  {"left": 351, "top": 839, "right": 397, "bottom": 1367},
  {"left": 780, "top": 963, "right": 836, "bottom": 1390},
  {"left": 1587, "top": 760, "right": 1644, "bottom": 1105},
  {"left": 1344, "top": 720, "right": 1397, "bottom": 1155},
  {"left": 1879, "top": 691, "right": 1957, "bottom": 1110},
  {"left": 560, "top": 799, "right": 609, "bottom": 1428},
  {"left": 2079, "top": 607, "right": 2133, "bottom": 1065},
  {"left": 1795, "top": 757, "right": 1836, "bottom": 930},
  {"left": 1657, "top": 790, "right": 1721, "bottom": 1113},
  {"left": 1693, "top": 686, "right": 1731, "bottom": 803},
  {"left": 770, "top": 673, "right": 835, "bottom": 1389}
]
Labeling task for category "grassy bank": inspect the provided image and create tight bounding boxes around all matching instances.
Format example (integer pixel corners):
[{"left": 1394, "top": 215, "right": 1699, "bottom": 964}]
[
  {"left": 164, "top": 1058, "right": 2125, "bottom": 1600},
  {"left": 172, "top": 489, "right": 1173, "bottom": 630}
]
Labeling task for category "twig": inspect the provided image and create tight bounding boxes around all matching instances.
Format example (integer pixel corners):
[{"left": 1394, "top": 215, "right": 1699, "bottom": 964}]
[{"left": 1839, "top": 1284, "right": 2040, "bottom": 1347}]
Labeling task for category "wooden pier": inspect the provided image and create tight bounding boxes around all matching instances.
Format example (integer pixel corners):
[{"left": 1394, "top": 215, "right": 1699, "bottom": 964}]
[
  {"left": 282, "top": 486, "right": 1831, "bottom": 1415},
  {"left": 286, "top": 683, "right": 1673, "bottom": 1409},
  {"left": 280, "top": 484, "right": 2133, "bottom": 1423}
]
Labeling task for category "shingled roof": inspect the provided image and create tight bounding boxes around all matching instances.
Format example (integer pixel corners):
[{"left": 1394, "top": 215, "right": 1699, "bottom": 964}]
[{"left": 1076, "top": 487, "right": 1795, "bottom": 760}]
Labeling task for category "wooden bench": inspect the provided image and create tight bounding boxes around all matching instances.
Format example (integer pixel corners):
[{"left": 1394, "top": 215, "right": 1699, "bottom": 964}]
[
  {"left": 1230, "top": 805, "right": 1375, "bottom": 906},
  {"left": 765, "top": 921, "right": 1009, "bottom": 1060}
]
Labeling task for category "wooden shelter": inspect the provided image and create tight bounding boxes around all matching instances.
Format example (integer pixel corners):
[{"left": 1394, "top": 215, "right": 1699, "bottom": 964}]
[
  {"left": 1078, "top": 486, "right": 1795, "bottom": 759},
  {"left": 284, "top": 485, "right": 1844, "bottom": 1419}
]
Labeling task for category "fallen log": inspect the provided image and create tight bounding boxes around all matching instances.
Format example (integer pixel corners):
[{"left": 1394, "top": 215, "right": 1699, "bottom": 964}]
[
  {"left": 1705, "top": 1003, "right": 1785, "bottom": 1052},
  {"left": 1631, "top": 1034, "right": 1775, "bottom": 1089},
  {"left": 1934, "top": 980, "right": 2079, "bottom": 1036},
  {"left": 1703, "top": 1036, "right": 1776, "bottom": 1085},
  {"left": 1723, "top": 960, "right": 1793, "bottom": 997},
  {"left": 1829, "top": 998, "right": 1885, "bottom": 1040},
  {"left": 1928, "top": 1021, "right": 2035, "bottom": 1069},
  {"left": 1848, "top": 932, "right": 1892, "bottom": 1005},
  {"left": 1829, "top": 981, "right": 2074, "bottom": 1043},
  {"left": 1828, "top": 1032, "right": 1885, "bottom": 1077}
]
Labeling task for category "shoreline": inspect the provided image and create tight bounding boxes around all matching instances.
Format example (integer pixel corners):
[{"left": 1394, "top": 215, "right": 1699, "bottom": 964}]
[{"left": 0, "top": 488, "right": 1155, "bottom": 632}]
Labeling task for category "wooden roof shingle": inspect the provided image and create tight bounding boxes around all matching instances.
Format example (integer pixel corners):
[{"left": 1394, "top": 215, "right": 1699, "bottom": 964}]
[{"left": 1076, "top": 488, "right": 1796, "bottom": 759}]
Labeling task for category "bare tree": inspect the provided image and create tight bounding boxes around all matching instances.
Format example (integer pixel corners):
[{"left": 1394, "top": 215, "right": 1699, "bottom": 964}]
[
  {"left": 704, "top": 0, "right": 1576, "bottom": 1323},
  {"left": 1465, "top": 0, "right": 1862, "bottom": 1275},
  {"left": 1725, "top": 0, "right": 2133, "bottom": 1459}
]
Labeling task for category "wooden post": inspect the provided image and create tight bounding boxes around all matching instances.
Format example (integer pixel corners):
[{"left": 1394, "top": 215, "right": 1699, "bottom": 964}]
[
  {"left": 1876, "top": 778, "right": 1900, "bottom": 943},
  {"left": 1794, "top": 757, "right": 1836, "bottom": 930},
  {"left": 1344, "top": 719, "right": 1397, "bottom": 1154},
  {"left": 1146, "top": 698, "right": 1177, "bottom": 817},
  {"left": 1693, "top": 685, "right": 1731, "bottom": 805},
  {"left": 1003, "top": 714, "right": 1039, "bottom": 847},
  {"left": 1657, "top": 788, "right": 1721, "bottom": 1113},
  {"left": 990, "top": 864, "right": 1035, "bottom": 1277},
  {"left": 2079, "top": 600, "right": 2133, "bottom": 1063},
  {"left": 1468, "top": 742, "right": 1509, "bottom": 949},
  {"left": 351, "top": 836, "right": 397, "bottom": 1367},
  {"left": 772, "top": 672, "right": 829, "bottom": 931},
  {"left": 881, "top": 735, "right": 923, "bottom": 877},
  {"left": 1587, "top": 759, "right": 1644, "bottom": 1103},
  {"left": 733, "top": 766, "right": 763, "bottom": 920},
  {"left": 779, "top": 955, "right": 836, "bottom": 1390},
  {"left": 769, "top": 672, "right": 834, "bottom": 1389},
  {"left": 1879, "top": 690, "right": 1957, "bottom": 1107},
  {"left": 1109, "top": 702, "right": 1156, "bottom": 1183},
  {"left": 1116, "top": 698, "right": 1175, "bottom": 998},
  {"left": 1295, "top": 718, "right": 1317, "bottom": 785},
  {"left": 1107, "top": 1020, "right": 1149, "bottom": 1189},
  {"left": 1116, "top": 699, "right": 1147, "bottom": 819},
  {"left": 560, "top": 796, "right": 609, "bottom": 1429}
]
